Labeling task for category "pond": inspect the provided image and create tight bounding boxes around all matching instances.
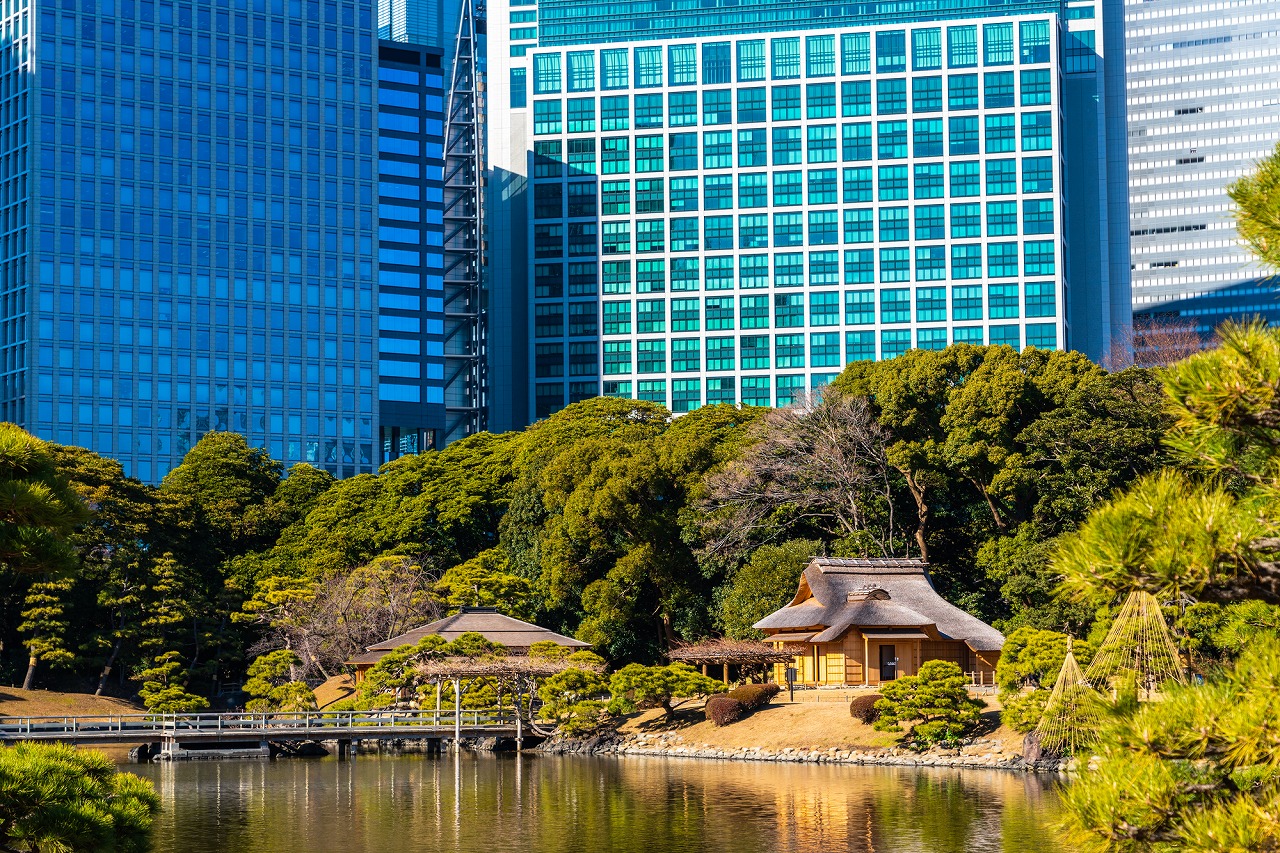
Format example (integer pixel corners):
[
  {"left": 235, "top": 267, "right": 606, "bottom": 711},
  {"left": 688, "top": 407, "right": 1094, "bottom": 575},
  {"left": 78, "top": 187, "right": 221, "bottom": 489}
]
[{"left": 131, "top": 754, "right": 1066, "bottom": 852}]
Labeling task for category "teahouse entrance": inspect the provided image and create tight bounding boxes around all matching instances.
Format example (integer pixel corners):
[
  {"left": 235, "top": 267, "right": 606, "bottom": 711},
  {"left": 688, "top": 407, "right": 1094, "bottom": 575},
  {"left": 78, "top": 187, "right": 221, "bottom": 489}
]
[{"left": 879, "top": 645, "right": 897, "bottom": 681}]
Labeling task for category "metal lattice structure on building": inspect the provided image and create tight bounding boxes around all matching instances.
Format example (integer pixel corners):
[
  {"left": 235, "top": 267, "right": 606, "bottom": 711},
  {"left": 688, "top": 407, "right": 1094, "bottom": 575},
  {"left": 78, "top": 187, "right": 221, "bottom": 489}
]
[{"left": 441, "top": 0, "right": 487, "bottom": 443}]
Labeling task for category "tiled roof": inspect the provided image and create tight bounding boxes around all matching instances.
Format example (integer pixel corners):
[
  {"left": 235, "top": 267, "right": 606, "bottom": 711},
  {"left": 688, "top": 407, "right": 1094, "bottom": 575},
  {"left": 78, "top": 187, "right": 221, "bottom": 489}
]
[{"left": 366, "top": 607, "right": 591, "bottom": 652}]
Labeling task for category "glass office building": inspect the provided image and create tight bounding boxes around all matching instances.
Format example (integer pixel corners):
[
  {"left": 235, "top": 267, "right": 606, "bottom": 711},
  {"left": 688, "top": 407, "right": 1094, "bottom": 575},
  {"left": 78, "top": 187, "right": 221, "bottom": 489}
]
[
  {"left": 376, "top": 40, "right": 447, "bottom": 459},
  {"left": 1126, "top": 0, "right": 1280, "bottom": 333},
  {"left": 487, "top": 0, "right": 1131, "bottom": 422},
  {"left": 1, "top": 0, "right": 381, "bottom": 481}
]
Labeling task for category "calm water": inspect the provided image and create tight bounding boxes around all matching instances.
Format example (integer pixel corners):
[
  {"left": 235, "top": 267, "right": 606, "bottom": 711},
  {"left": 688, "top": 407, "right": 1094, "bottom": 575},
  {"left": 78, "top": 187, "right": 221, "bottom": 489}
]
[{"left": 131, "top": 754, "right": 1066, "bottom": 853}]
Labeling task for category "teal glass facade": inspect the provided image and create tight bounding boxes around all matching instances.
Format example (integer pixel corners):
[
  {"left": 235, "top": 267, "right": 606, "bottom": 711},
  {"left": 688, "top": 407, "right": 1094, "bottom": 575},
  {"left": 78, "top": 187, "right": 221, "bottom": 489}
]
[
  {"left": 5, "top": 0, "right": 381, "bottom": 481},
  {"left": 487, "top": 0, "right": 1129, "bottom": 424}
]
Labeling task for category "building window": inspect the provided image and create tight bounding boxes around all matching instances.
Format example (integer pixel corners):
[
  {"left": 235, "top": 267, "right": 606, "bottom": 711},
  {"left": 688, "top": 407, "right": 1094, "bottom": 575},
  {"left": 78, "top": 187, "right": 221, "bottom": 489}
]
[
  {"left": 912, "top": 28, "right": 942, "bottom": 71},
  {"left": 741, "top": 296, "right": 769, "bottom": 329},
  {"left": 1022, "top": 112, "right": 1053, "bottom": 151},
  {"left": 842, "top": 122, "right": 872, "bottom": 161},
  {"left": 915, "top": 205, "right": 945, "bottom": 241},
  {"left": 846, "top": 330, "right": 876, "bottom": 361},
  {"left": 1026, "top": 323, "right": 1056, "bottom": 350},
  {"left": 775, "top": 334, "right": 805, "bottom": 368},
  {"left": 912, "top": 76, "right": 942, "bottom": 113},
  {"left": 602, "top": 221, "right": 630, "bottom": 254},
  {"left": 876, "top": 30, "right": 906, "bottom": 73},
  {"left": 671, "top": 177, "right": 699, "bottom": 211},
  {"left": 774, "top": 253, "right": 805, "bottom": 288},
  {"left": 876, "top": 78, "right": 907, "bottom": 114},
  {"left": 951, "top": 202, "right": 981, "bottom": 238},
  {"left": 772, "top": 37, "right": 801, "bottom": 79},
  {"left": 533, "top": 100, "right": 561, "bottom": 135},
  {"left": 845, "top": 289, "right": 875, "bottom": 324},
  {"left": 1020, "top": 69, "right": 1052, "bottom": 106},
  {"left": 601, "top": 95, "right": 629, "bottom": 131},
  {"left": 1023, "top": 199, "right": 1054, "bottom": 235},
  {"left": 739, "top": 214, "right": 769, "bottom": 248},
  {"left": 1024, "top": 240, "right": 1056, "bottom": 276},
  {"left": 806, "top": 34, "right": 836, "bottom": 77},
  {"left": 808, "top": 168, "right": 838, "bottom": 205},
  {"left": 702, "top": 89, "right": 731, "bottom": 125},
  {"left": 954, "top": 326, "right": 984, "bottom": 345},
  {"left": 952, "top": 285, "right": 983, "bottom": 321},
  {"left": 880, "top": 288, "right": 910, "bottom": 323},
  {"left": 916, "top": 286, "right": 947, "bottom": 321},
  {"left": 638, "top": 260, "right": 666, "bottom": 293},
  {"left": 568, "top": 51, "right": 595, "bottom": 92},
  {"left": 773, "top": 212, "right": 803, "bottom": 246},
  {"left": 987, "top": 200, "right": 1018, "bottom": 237},
  {"left": 988, "top": 244, "right": 1019, "bottom": 280},
  {"left": 917, "top": 328, "right": 948, "bottom": 351},
  {"left": 949, "top": 73, "right": 978, "bottom": 110},
  {"left": 845, "top": 250, "right": 875, "bottom": 285},
  {"left": 741, "top": 254, "right": 769, "bottom": 288},
  {"left": 844, "top": 167, "right": 873, "bottom": 203},
  {"left": 810, "top": 250, "right": 840, "bottom": 285},
  {"left": 741, "top": 376, "right": 771, "bottom": 407},
  {"left": 706, "top": 297, "right": 735, "bottom": 330},
  {"left": 637, "top": 219, "right": 665, "bottom": 253},
  {"left": 638, "top": 339, "right": 666, "bottom": 373},
  {"left": 708, "top": 376, "right": 736, "bottom": 403},
  {"left": 1020, "top": 20, "right": 1051, "bottom": 65},
  {"left": 568, "top": 139, "right": 596, "bottom": 175},
  {"left": 1023, "top": 156, "right": 1054, "bottom": 193},
  {"left": 671, "top": 219, "right": 700, "bottom": 254},
  {"left": 841, "top": 80, "right": 871, "bottom": 117},
  {"left": 706, "top": 256, "right": 734, "bottom": 290},
  {"left": 601, "top": 180, "right": 630, "bottom": 215},
  {"left": 810, "top": 291, "right": 839, "bottom": 326},
  {"left": 881, "top": 329, "right": 911, "bottom": 359},
  {"left": 773, "top": 171, "right": 802, "bottom": 206},
  {"left": 703, "top": 131, "right": 733, "bottom": 169},
  {"left": 703, "top": 42, "right": 731, "bottom": 85},
  {"left": 952, "top": 244, "right": 982, "bottom": 279},
  {"left": 602, "top": 49, "right": 629, "bottom": 89},
  {"left": 603, "top": 341, "right": 631, "bottom": 374},
  {"left": 603, "top": 261, "right": 632, "bottom": 294},
  {"left": 879, "top": 207, "right": 909, "bottom": 242},
  {"left": 948, "top": 25, "right": 978, "bottom": 68},
  {"left": 914, "top": 163, "right": 944, "bottom": 199},
  {"left": 773, "top": 126, "right": 802, "bottom": 164},
  {"left": 637, "top": 379, "right": 666, "bottom": 404},
  {"left": 811, "top": 332, "right": 841, "bottom": 367},
  {"left": 807, "top": 82, "right": 836, "bottom": 119},
  {"left": 602, "top": 137, "right": 630, "bottom": 174},
  {"left": 672, "top": 379, "right": 701, "bottom": 413},
  {"left": 986, "top": 159, "right": 1017, "bottom": 195},
  {"left": 741, "top": 335, "right": 770, "bottom": 369},
  {"left": 913, "top": 118, "right": 943, "bottom": 157},
  {"left": 511, "top": 68, "right": 527, "bottom": 108},
  {"left": 636, "top": 135, "right": 664, "bottom": 172},
  {"left": 672, "top": 297, "right": 701, "bottom": 331},
  {"left": 842, "top": 32, "right": 870, "bottom": 75},
  {"left": 1025, "top": 281, "right": 1056, "bottom": 318},
  {"left": 669, "top": 43, "right": 697, "bottom": 86},
  {"left": 990, "top": 325, "right": 1020, "bottom": 349},
  {"left": 635, "top": 46, "right": 663, "bottom": 87},
  {"left": 705, "top": 215, "right": 733, "bottom": 249},
  {"left": 533, "top": 53, "right": 561, "bottom": 94},
  {"left": 948, "top": 115, "right": 978, "bottom": 155},
  {"left": 984, "top": 71, "right": 1015, "bottom": 108},
  {"left": 738, "top": 87, "right": 767, "bottom": 123},
  {"left": 878, "top": 165, "right": 909, "bottom": 201},
  {"left": 877, "top": 120, "right": 907, "bottom": 159},
  {"left": 603, "top": 301, "right": 632, "bottom": 335},
  {"left": 738, "top": 40, "right": 766, "bottom": 82},
  {"left": 672, "top": 338, "right": 701, "bottom": 372},
  {"left": 670, "top": 91, "right": 699, "bottom": 126},
  {"left": 567, "top": 97, "right": 596, "bottom": 133},
  {"left": 844, "top": 208, "right": 873, "bottom": 244},
  {"left": 984, "top": 23, "right": 1014, "bottom": 66},
  {"left": 670, "top": 133, "right": 698, "bottom": 171},
  {"left": 985, "top": 113, "right": 1015, "bottom": 153}
]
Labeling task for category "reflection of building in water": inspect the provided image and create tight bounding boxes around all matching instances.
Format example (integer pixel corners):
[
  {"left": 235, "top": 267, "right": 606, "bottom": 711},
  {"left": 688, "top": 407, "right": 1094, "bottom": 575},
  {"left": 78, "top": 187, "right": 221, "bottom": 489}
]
[{"left": 756, "top": 558, "right": 1004, "bottom": 686}]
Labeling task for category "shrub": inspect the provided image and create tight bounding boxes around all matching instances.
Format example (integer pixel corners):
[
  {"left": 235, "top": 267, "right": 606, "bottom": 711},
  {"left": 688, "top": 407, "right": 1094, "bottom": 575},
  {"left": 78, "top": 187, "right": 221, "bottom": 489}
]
[
  {"left": 873, "top": 660, "right": 985, "bottom": 748},
  {"left": 849, "top": 693, "right": 883, "bottom": 724},
  {"left": 999, "top": 689, "right": 1049, "bottom": 733},
  {"left": 608, "top": 663, "right": 727, "bottom": 721},
  {"left": 728, "top": 682, "right": 780, "bottom": 711},
  {"left": 705, "top": 696, "right": 744, "bottom": 727}
]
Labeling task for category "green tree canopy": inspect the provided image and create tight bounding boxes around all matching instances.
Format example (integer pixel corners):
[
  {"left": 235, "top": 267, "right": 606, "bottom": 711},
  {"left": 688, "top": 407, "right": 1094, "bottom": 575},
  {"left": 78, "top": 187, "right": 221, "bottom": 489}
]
[
  {"left": 607, "top": 662, "right": 727, "bottom": 721},
  {"left": 873, "top": 660, "right": 985, "bottom": 747},
  {"left": 0, "top": 424, "right": 85, "bottom": 575}
]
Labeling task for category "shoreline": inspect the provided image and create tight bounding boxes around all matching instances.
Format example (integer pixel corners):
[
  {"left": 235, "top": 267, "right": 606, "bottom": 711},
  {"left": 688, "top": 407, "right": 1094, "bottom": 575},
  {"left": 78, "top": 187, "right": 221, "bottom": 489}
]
[{"left": 541, "top": 730, "right": 1072, "bottom": 773}]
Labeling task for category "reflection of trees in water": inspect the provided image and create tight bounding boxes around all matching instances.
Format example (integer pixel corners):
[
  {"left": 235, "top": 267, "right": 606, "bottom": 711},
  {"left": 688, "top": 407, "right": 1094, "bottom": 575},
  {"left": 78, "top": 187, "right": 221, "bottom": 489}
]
[{"left": 138, "top": 756, "right": 1064, "bottom": 853}]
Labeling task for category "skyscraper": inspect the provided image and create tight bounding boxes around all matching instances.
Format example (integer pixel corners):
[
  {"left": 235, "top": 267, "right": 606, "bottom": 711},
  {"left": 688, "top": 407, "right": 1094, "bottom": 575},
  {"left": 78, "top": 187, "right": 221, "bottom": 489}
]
[
  {"left": 1126, "top": 0, "right": 1280, "bottom": 333},
  {"left": 376, "top": 40, "right": 448, "bottom": 459},
  {"left": 486, "top": 0, "right": 1131, "bottom": 423},
  {"left": 3, "top": 0, "right": 382, "bottom": 481}
]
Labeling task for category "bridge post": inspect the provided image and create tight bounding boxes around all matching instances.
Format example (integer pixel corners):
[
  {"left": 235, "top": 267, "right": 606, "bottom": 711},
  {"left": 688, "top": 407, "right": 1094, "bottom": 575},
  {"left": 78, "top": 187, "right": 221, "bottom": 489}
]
[
  {"left": 337, "top": 738, "right": 352, "bottom": 760},
  {"left": 453, "top": 678, "right": 461, "bottom": 751}
]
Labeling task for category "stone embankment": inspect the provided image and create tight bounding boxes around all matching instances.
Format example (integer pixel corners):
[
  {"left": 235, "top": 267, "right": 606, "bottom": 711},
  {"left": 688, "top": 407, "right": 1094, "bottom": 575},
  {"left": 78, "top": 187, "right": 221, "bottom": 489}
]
[{"left": 543, "top": 730, "right": 1071, "bottom": 773}]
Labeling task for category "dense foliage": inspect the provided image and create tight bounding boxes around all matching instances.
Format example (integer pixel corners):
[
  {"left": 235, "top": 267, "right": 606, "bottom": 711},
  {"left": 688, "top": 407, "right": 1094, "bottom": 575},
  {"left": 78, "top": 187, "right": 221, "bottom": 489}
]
[
  {"left": 0, "top": 743, "right": 159, "bottom": 853},
  {"left": 0, "top": 346, "right": 1171, "bottom": 705},
  {"left": 873, "top": 661, "right": 986, "bottom": 747}
]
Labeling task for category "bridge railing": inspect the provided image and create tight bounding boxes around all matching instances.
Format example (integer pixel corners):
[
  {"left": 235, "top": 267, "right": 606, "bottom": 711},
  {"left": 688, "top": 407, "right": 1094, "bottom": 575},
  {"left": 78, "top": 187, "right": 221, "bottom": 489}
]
[{"left": 0, "top": 709, "right": 519, "bottom": 739}]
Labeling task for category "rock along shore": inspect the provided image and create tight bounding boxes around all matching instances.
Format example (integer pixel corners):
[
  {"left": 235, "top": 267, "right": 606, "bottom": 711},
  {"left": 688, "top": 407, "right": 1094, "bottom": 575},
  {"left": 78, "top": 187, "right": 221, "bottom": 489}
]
[{"left": 541, "top": 730, "right": 1071, "bottom": 773}]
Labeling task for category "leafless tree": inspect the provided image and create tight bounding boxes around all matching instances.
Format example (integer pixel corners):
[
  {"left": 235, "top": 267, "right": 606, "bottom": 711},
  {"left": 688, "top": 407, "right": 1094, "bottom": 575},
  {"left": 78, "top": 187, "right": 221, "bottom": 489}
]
[
  {"left": 1106, "top": 313, "right": 1214, "bottom": 370},
  {"left": 251, "top": 555, "right": 441, "bottom": 681},
  {"left": 699, "top": 388, "right": 899, "bottom": 559}
]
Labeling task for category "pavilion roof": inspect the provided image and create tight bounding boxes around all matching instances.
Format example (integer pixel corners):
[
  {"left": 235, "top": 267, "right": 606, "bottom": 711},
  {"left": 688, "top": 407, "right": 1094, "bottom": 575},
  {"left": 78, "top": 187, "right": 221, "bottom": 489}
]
[{"left": 667, "top": 638, "right": 794, "bottom": 665}]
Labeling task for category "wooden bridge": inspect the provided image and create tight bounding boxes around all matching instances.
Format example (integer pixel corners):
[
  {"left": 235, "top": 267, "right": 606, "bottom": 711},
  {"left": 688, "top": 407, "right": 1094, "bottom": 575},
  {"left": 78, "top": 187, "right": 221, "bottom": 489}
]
[{"left": 0, "top": 710, "right": 542, "bottom": 760}]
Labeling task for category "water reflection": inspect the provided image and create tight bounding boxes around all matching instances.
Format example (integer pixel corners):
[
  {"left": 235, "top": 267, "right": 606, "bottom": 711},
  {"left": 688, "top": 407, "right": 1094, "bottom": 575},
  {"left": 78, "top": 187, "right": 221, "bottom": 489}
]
[{"left": 134, "top": 755, "right": 1064, "bottom": 853}]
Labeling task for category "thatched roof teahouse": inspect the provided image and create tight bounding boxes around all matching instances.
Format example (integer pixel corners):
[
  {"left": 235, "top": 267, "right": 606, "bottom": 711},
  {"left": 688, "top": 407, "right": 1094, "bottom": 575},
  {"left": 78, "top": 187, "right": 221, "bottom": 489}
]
[{"left": 754, "top": 558, "right": 1004, "bottom": 686}]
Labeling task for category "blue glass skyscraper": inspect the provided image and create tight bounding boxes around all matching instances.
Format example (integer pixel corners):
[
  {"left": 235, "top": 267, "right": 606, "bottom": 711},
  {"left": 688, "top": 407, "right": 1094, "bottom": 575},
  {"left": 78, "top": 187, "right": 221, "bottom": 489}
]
[
  {"left": 486, "top": 0, "right": 1132, "bottom": 423},
  {"left": 3, "top": 0, "right": 381, "bottom": 481}
]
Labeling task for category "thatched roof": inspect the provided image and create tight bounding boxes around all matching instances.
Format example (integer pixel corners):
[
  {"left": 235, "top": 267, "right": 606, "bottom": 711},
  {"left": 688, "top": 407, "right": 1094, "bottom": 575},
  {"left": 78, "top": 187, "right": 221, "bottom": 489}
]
[
  {"left": 367, "top": 607, "right": 590, "bottom": 653},
  {"left": 753, "top": 558, "right": 1004, "bottom": 652},
  {"left": 667, "top": 639, "right": 793, "bottom": 665}
]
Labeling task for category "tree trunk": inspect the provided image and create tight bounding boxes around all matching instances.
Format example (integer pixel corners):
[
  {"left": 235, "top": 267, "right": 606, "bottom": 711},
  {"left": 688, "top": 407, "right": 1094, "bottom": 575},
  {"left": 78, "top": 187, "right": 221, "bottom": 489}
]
[
  {"left": 901, "top": 469, "right": 931, "bottom": 562},
  {"left": 971, "top": 477, "right": 1008, "bottom": 531},
  {"left": 22, "top": 655, "right": 37, "bottom": 691},
  {"left": 95, "top": 640, "right": 122, "bottom": 696},
  {"left": 659, "top": 613, "right": 680, "bottom": 649}
]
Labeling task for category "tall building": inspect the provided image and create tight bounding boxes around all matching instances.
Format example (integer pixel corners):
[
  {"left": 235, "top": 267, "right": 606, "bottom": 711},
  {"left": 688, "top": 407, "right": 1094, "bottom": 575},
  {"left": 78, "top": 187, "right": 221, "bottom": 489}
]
[
  {"left": 1126, "top": 0, "right": 1280, "bottom": 333},
  {"left": 1, "top": 0, "right": 382, "bottom": 481},
  {"left": 376, "top": 40, "right": 449, "bottom": 459},
  {"left": 487, "top": 0, "right": 1131, "bottom": 423}
]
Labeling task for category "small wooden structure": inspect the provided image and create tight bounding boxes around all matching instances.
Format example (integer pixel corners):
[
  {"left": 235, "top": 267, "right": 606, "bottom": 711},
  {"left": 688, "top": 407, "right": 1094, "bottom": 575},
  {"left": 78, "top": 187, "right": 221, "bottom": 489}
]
[
  {"left": 667, "top": 639, "right": 793, "bottom": 683},
  {"left": 754, "top": 558, "right": 1004, "bottom": 686},
  {"left": 347, "top": 607, "right": 590, "bottom": 683}
]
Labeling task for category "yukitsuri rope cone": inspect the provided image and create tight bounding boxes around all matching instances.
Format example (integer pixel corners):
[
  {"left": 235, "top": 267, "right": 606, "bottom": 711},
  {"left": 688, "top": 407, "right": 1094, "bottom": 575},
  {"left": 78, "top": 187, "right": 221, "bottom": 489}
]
[
  {"left": 1035, "top": 640, "right": 1101, "bottom": 758},
  {"left": 1084, "top": 590, "right": 1186, "bottom": 696}
]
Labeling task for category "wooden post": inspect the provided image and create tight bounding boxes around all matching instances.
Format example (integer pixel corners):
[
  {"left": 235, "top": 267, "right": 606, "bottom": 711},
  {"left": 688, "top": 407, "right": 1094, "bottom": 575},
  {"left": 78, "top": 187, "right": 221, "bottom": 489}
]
[
  {"left": 435, "top": 682, "right": 442, "bottom": 725},
  {"left": 453, "top": 678, "right": 461, "bottom": 750},
  {"left": 515, "top": 686, "right": 523, "bottom": 751},
  {"left": 863, "top": 636, "right": 869, "bottom": 686},
  {"left": 722, "top": 662, "right": 729, "bottom": 684}
]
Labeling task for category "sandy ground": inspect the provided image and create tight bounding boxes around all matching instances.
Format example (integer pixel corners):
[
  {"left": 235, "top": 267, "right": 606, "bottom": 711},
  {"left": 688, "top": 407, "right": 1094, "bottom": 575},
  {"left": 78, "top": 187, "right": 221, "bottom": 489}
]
[
  {"left": 0, "top": 687, "right": 143, "bottom": 719},
  {"left": 614, "top": 688, "right": 1024, "bottom": 754},
  {"left": 313, "top": 673, "right": 358, "bottom": 709}
]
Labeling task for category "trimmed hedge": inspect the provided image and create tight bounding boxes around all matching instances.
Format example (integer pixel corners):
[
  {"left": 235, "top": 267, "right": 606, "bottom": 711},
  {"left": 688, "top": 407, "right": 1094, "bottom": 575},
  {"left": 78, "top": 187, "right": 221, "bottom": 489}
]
[
  {"left": 728, "top": 682, "right": 781, "bottom": 711},
  {"left": 705, "top": 695, "right": 745, "bottom": 727},
  {"left": 850, "top": 693, "right": 884, "bottom": 724}
]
